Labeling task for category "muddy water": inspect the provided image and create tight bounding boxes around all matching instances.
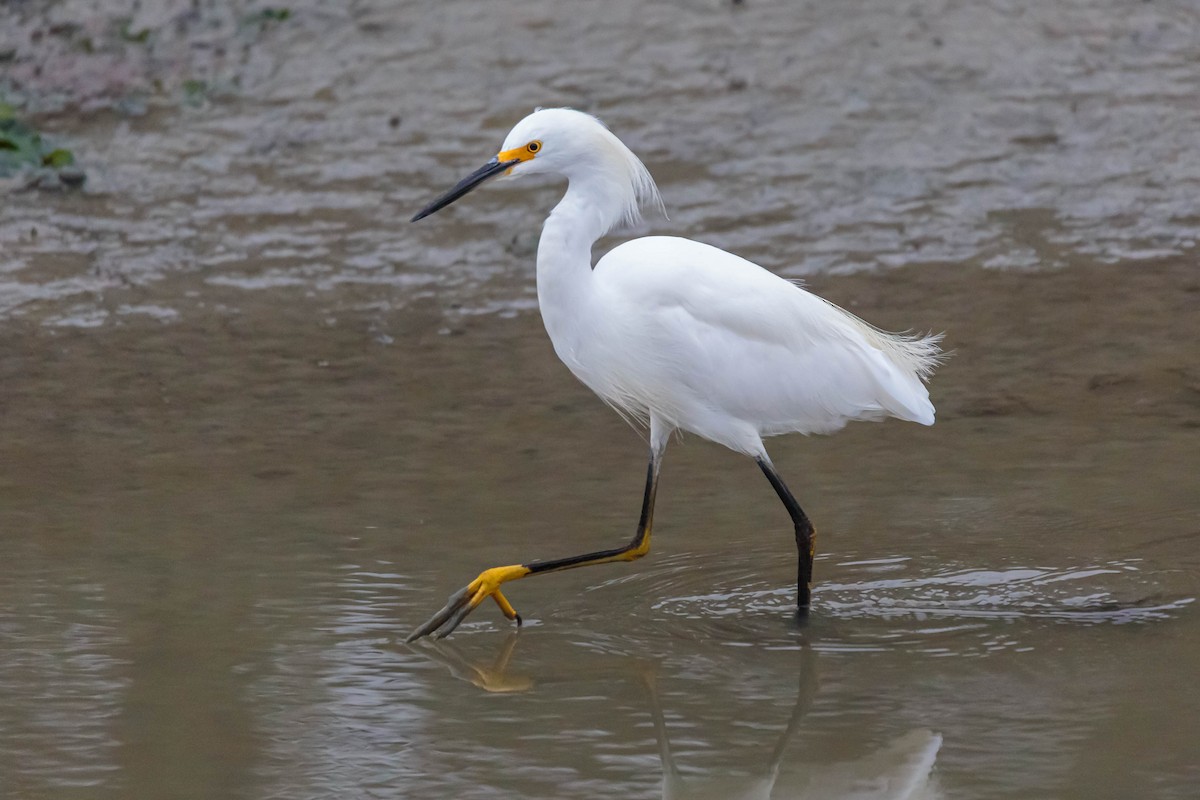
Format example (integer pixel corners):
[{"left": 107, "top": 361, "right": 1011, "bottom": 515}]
[{"left": 3, "top": 1, "right": 1200, "bottom": 798}]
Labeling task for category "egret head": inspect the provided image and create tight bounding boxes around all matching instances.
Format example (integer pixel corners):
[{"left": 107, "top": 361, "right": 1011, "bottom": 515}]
[{"left": 412, "top": 107, "right": 661, "bottom": 229}]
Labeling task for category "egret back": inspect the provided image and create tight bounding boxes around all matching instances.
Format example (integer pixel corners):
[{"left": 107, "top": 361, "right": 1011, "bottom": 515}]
[{"left": 572, "top": 236, "right": 941, "bottom": 454}]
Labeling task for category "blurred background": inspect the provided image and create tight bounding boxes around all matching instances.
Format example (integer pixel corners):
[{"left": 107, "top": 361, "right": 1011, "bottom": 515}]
[{"left": 1, "top": 1, "right": 1198, "bottom": 798}]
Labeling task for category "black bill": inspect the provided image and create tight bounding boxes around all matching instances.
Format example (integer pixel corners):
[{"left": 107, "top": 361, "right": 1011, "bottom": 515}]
[{"left": 411, "top": 156, "right": 521, "bottom": 222}]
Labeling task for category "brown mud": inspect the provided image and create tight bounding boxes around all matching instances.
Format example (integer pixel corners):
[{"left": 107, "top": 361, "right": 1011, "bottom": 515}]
[{"left": 2, "top": 2, "right": 1199, "bottom": 798}]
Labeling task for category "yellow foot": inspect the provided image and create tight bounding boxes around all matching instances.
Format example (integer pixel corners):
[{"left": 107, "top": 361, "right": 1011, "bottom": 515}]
[{"left": 406, "top": 564, "right": 530, "bottom": 641}]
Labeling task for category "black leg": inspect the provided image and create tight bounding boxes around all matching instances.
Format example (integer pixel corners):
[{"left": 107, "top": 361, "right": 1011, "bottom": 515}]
[
  {"left": 525, "top": 453, "right": 660, "bottom": 576},
  {"left": 406, "top": 449, "right": 662, "bottom": 641},
  {"left": 756, "top": 458, "right": 816, "bottom": 610}
]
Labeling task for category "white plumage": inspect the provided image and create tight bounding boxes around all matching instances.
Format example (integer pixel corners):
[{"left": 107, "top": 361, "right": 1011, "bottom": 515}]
[
  {"left": 506, "top": 108, "right": 942, "bottom": 458},
  {"left": 406, "top": 107, "right": 943, "bottom": 640}
]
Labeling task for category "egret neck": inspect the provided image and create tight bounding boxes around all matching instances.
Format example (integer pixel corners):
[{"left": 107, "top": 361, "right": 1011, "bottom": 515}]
[{"left": 536, "top": 171, "right": 627, "bottom": 362}]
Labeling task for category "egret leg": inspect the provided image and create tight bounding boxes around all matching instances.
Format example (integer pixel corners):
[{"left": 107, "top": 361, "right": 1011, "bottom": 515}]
[
  {"left": 756, "top": 458, "right": 816, "bottom": 611},
  {"left": 406, "top": 449, "right": 663, "bottom": 641}
]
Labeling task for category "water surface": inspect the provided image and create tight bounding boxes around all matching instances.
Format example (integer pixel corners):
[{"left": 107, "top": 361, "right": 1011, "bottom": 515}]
[{"left": 2, "top": 1, "right": 1199, "bottom": 798}]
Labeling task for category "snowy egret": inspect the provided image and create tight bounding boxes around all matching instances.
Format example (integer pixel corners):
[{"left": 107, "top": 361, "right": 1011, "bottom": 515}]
[{"left": 407, "top": 108, "right": 942, "bottom": 640}]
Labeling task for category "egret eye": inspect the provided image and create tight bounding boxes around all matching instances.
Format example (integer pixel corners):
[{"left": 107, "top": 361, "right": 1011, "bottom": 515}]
[{"left": 527, "top": 141, "right": 541, "bottom": 154}]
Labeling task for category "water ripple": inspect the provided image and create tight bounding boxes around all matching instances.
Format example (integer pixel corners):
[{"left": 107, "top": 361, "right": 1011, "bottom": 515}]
[{"left": 572, "top": 550, "right": 1194, "bottom": 657}]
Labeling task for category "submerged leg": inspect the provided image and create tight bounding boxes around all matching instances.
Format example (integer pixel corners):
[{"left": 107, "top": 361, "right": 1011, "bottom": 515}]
[
  {"left": 407, "top": 446, "right": 664, "bottom": 641},
  {"left": 756, "top": 457, "right": 816, "bottom": 611}
]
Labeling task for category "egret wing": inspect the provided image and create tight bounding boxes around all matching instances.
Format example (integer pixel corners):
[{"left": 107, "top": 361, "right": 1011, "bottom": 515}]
[{"left": 594, "top": 237, "right": 937, "bottom": 437}]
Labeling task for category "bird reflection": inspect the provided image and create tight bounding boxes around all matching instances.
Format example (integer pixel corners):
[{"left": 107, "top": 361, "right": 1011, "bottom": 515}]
[
  {"left": 413, "top": 636, "right": 944, "bottom": 799},
  {"left": 415, "top": 632, "right": 533, "bottom": 693},
  {"left": 641, "top": 650, "right": 813, "bottom": 800}
]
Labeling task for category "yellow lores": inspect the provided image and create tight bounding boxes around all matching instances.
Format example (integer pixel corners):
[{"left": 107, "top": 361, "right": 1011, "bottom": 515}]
[{"left": 498, "top": 140, "right": 541, "bottom": 173}]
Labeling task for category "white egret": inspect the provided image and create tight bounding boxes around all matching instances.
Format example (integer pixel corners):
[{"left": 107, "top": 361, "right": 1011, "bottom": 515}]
[{"left": 407, "top": 108, "right": 942, "bottom": 640}]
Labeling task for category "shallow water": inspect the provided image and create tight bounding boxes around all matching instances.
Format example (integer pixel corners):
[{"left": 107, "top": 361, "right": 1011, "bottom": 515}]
[{"left": 2, "top": 1, "right": 1200, "bottom": 798}]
